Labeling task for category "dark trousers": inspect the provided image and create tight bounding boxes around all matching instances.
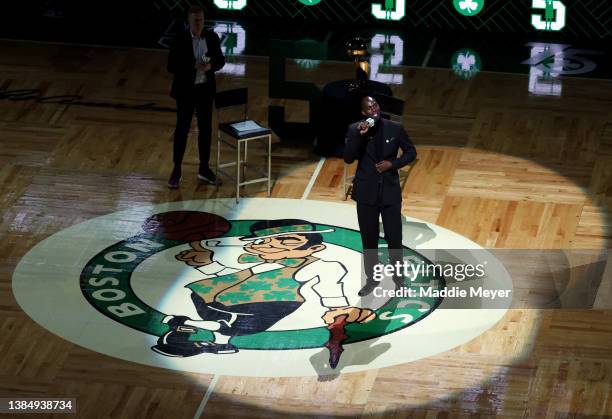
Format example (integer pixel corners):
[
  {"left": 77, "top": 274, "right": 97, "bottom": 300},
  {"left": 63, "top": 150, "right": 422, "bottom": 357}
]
[
  {"left": 356, "top": 202, "right": 403, "bottom": 282},
  {"left": 173, "top": 84, "right": 215, "bottom": 170},
  {"left": 190, "top": 294, "right": 302, "bottom": 336}
]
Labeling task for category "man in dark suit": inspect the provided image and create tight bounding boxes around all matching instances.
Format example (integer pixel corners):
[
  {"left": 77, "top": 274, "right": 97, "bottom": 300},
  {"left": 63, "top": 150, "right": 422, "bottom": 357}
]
[
  {"left": 344, "top": 96, "right": 417, "bottom": 296},
  {"left": 167, "top": 6, "right": 225, "bottom": 189}
]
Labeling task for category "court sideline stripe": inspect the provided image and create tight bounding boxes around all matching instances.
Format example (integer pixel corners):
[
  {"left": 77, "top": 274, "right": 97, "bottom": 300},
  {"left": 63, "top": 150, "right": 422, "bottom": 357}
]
[
  {"left": 302, "top": 157, "right": 326, "bottom": 199},
  {"left": 193, "top": 374, "right": 219, "bottom": 419}
]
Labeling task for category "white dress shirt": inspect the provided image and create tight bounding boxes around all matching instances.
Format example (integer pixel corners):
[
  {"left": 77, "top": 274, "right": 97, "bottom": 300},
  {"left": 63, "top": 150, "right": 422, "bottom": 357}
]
[{"left": 191, "top": 31, "right": 208, "bottom": 85}]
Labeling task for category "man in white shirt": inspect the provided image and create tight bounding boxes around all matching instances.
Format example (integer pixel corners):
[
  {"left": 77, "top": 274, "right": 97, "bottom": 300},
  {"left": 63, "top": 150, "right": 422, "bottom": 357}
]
[{"left": 167, "top": 6, "right": 225, "bottom": 189}]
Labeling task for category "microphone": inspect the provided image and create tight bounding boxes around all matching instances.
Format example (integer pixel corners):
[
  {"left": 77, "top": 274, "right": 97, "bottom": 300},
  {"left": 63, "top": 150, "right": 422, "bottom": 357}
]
[{"left": 358, "top": 117, "right": 377, "bottom": 136}]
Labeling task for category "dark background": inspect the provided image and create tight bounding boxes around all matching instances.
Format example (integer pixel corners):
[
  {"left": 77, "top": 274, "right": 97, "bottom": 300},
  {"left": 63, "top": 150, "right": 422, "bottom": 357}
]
[{"left": 1, "top": 0, "right": 610, "bottom": 48}]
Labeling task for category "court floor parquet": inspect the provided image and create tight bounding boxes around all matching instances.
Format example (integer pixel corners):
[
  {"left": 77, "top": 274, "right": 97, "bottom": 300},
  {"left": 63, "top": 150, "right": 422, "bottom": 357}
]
[{"left": 1, "top": 39, "right": 612, "bottom": 418}]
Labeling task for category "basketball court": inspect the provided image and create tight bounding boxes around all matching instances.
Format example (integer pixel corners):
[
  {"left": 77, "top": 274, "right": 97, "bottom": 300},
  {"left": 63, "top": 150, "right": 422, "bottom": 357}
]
[{"left": 2, "top": 2, "right": 612, "bottom": 417}]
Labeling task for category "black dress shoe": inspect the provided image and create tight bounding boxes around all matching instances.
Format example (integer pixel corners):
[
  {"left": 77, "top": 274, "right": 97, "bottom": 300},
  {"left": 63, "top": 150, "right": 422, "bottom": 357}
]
[
  {"left": 197, "top": 167, "right": 222, "bottom": 185},
  {"left": 162, "top": 315, "right": 191, "bottom": 329},
  {"left": 167, "top": 166, "right": 181, "bottom": 189},
  {"left": 151, "top": 315, "right": 239, "bottom": 357},
  {"left": 358, "top": 281, "right": 378, "bottom": 297}
]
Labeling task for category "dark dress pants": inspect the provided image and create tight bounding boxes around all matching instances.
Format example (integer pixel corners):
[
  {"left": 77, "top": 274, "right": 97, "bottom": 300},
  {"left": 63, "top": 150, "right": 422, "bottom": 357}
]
[
  {"left": 356, "top": 202, "right": 403, "bottom": 282},
  {"left": 173, "top": 83, "right": 215, "bottom": 170}
]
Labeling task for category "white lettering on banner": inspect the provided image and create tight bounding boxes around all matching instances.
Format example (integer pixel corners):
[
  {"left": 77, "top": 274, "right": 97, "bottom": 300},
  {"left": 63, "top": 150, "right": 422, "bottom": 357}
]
[
  {"left": 214, "top": 0, "right": 247, "bottom": 11},
  {"left": 531, "top": 0, "right": 566, "bottom": 31},
  {"left": 372, "top": 0, "right": 406, "bottom": 20}
]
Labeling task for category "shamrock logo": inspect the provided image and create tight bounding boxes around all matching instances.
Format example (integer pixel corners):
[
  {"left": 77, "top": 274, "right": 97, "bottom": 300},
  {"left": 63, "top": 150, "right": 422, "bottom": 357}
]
[
  {"left": 263, "top": 290, "right": 296, "bottom": 301},
  {"left": 218, "top": 292, "right": 251, "bottom": 304},
  {"left": 460, "top": 0, "right": 478, "bottom": 13},
  {"left": 453, "top": 0, "right": 484, "bottom": 16},
  {"left": 457, "top": 53, "right": 476, "bottom": 71},
  {"left": 451, "top": 48, "right": 482, "bottom": 80},
  {"left": 239, "top": 281, "right": 273, "bottom": 292}
]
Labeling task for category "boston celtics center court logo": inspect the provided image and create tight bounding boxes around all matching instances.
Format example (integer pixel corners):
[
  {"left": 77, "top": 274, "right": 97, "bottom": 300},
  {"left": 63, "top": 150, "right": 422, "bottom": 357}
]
[
  {"left": 82, "top": 212, "right": 443, "bottom": 365},
  {"left": 13, "top": 198, "right": 511, "bottom": 377}
]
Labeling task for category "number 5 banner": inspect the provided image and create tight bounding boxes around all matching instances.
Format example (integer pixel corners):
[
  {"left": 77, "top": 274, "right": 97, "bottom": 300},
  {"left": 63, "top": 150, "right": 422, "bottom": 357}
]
[
  {"left": 214, "top": 0, "right": 247, "bottom": 10},
  {"left": 372, "top": 0, "right": 406, "bottom": 21},
  {"left": 532, "top": 0, "right": 566, "bottom": 31}
]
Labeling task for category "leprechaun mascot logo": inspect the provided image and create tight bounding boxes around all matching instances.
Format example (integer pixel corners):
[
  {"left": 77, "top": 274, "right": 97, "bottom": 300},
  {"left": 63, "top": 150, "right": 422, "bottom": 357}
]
[
  {"left": 155, "top": 217, "right": 376, "bottom": 358},
  {"left": 79, "top": 210, "right": 444, "bottom": 369}
]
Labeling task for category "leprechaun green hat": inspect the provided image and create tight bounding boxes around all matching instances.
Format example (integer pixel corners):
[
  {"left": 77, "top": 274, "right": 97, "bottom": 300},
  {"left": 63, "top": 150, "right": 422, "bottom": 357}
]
[{"left": 240, "top": 219, "right": 334, "bottom": 241}]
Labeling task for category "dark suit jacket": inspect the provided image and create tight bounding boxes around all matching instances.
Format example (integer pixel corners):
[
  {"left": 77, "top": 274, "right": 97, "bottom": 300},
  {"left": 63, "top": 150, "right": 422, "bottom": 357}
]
[
  {"left": 344, "top": 118, "right": 417, "bottom": 205},
  {"left": 167, "top": 29, "right": 225, "bottom": 99}
]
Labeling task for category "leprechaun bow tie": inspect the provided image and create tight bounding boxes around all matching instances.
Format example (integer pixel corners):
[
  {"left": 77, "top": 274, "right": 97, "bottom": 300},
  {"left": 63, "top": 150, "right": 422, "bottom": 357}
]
[{"left": 237, "top": 253, "right": 306, "bottom": 267}]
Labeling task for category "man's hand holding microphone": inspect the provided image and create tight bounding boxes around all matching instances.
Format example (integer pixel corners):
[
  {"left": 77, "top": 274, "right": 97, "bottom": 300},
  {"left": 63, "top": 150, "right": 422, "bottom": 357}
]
[
  {"left": 195, "top": 55, "right": 211, "bottom": 72},
  {"left": 358, "top": 117, "right": 376, "bottom": 135}
]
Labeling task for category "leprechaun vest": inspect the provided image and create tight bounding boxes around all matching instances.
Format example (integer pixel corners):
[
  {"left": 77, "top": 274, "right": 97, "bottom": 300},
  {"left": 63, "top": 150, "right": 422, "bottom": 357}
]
[{"left": 187, "top": 256, "right": 318, "bottom": 306}]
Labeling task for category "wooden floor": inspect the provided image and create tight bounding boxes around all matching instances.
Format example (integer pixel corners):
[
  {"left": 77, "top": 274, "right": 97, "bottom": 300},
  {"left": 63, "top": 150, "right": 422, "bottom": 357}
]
[{"left": 1, "top": 38, "right": 612, "bottom": 418}]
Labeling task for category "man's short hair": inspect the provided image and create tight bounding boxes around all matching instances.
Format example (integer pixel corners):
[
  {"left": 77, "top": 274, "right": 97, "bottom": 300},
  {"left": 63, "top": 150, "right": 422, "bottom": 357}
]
[
  {"left": 361, "top": 96, "right": 376, "bottom": 105},
  {"left": 188, "top": 5, "right": 204, "bottom": 16},
  {"left": 361, "top": 96, "right": 378, "bottom": 112}
]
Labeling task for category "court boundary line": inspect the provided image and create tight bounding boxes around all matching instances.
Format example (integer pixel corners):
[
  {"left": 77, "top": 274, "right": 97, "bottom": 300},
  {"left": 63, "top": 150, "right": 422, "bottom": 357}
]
[
  {"left": 193, "top": 374, "right": 219, "bottom": 419},
  {"left": 302, "top": 157, "right": 326, "bottom": 200}
]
